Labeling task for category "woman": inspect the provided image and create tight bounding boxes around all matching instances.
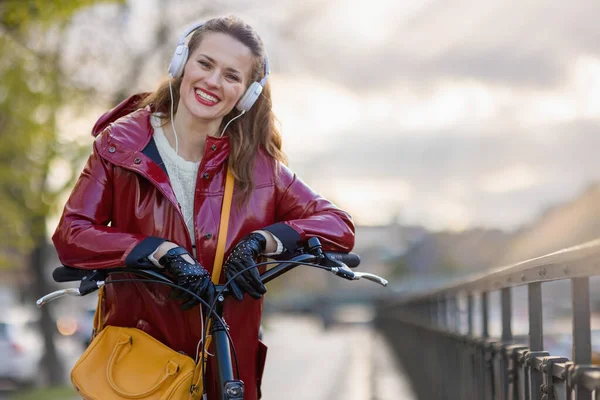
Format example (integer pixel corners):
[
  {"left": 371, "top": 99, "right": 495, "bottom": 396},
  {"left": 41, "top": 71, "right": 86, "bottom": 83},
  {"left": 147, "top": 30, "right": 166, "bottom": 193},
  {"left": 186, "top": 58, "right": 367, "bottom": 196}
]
[{"left": 52, "top": 15, "right": 354, "bottom": 399}]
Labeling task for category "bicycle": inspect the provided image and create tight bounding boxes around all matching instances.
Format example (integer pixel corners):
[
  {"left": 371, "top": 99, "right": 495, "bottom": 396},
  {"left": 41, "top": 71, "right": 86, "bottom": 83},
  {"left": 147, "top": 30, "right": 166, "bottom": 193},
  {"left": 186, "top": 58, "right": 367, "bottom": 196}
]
[{"left": 37, "top": 237, "right": 388, "bottom": 399}]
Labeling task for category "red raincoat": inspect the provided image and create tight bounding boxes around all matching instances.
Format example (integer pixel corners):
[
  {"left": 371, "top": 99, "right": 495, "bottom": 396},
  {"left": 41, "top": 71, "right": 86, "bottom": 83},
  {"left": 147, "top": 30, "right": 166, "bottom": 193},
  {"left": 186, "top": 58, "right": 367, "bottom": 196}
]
[{"left": 52, "top": 94, "right": 355, "bottom": 399}]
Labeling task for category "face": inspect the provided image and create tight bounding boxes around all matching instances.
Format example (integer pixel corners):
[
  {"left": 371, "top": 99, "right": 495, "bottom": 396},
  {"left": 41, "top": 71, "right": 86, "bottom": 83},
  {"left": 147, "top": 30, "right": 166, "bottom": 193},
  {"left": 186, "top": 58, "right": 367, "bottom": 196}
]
[{"left": 178, "top": 32, "right": 254, "bottom": 126}]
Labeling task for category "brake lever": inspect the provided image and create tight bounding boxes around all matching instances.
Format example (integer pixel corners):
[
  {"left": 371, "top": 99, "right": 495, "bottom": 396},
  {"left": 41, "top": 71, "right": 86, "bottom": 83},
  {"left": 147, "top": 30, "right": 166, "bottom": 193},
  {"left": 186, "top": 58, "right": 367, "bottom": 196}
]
[
  {"left": 325, "top": 256, "right": 388, "bottom": 287},
  {"left": 352, "top": 272, "right": 388, "bottom": 287},
  {"left": 320, "top": 255, "right": 354, "bottom": 279},
  {"left": 36, "top": 284, "right": 104, "bottom": 308}
]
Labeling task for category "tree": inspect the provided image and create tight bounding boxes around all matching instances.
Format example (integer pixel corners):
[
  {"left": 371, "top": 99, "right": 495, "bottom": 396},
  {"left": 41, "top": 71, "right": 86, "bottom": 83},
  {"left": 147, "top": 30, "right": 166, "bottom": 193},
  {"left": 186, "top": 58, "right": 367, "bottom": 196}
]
[{"left": 0, "top": 0, "right": 123, "bottom": 385}]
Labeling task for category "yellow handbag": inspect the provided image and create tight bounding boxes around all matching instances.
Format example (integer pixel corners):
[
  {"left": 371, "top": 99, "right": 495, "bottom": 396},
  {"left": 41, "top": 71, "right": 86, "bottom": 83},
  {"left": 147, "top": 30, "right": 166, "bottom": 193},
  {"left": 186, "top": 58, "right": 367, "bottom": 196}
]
[{"left": 70, "top": 168, "right": 235, "bottom": 400}]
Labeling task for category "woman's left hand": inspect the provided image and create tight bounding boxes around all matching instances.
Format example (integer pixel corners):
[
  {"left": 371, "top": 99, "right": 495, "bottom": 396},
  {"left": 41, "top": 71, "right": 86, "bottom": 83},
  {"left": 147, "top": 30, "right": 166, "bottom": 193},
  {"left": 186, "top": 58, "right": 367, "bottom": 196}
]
[{"left": 224, "top": 232, "right": 268, "bottom": 301}]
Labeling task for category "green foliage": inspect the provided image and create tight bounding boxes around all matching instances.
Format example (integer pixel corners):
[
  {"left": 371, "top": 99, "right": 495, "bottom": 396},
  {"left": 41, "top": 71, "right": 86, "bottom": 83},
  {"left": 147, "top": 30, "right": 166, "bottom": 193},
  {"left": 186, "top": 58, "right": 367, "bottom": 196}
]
[
  {"left": 1, "top": 0, "right": 111, "bottom": 30},
  {"left": 0, "top": 0, "right": 123, "bottom": 268},
  {"left": 10, "top": 385, "right": 76, "bottom": 400}
]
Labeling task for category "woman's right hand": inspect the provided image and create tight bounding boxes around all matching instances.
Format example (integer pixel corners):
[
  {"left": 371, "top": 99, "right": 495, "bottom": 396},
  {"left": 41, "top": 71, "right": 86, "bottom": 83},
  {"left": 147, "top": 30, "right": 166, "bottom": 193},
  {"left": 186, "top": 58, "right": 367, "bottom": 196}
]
[
  {"left": 153, "top": 241, "right": 197, "bottom": 265},
  {"left": 158, "top": 246, "right": 215, "bottom": 310}
]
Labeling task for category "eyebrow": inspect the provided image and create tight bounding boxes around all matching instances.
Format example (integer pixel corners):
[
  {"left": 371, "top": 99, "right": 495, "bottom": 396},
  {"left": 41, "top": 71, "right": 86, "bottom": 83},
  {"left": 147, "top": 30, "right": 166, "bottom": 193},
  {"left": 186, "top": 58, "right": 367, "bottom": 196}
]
[{"left": 198, "top": 54, "right": 243, "bottom": 76}]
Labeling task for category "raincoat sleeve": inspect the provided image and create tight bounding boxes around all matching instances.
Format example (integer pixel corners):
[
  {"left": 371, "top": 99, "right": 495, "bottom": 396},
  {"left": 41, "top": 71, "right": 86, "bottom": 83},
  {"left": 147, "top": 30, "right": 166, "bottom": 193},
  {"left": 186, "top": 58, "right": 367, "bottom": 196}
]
[
  {"left": 262, "top": 163, "right": 355, "bottom": 256},
  {"left": 52, "top": 137, "right": 165, "bottom": 270}
]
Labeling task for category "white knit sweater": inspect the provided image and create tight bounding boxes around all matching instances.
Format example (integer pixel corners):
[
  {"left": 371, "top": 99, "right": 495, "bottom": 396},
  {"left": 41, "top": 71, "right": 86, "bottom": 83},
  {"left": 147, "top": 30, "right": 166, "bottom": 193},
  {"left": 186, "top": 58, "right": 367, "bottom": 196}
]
[{"left": 151, "top": 115, "right": 199, "bottom": 242}]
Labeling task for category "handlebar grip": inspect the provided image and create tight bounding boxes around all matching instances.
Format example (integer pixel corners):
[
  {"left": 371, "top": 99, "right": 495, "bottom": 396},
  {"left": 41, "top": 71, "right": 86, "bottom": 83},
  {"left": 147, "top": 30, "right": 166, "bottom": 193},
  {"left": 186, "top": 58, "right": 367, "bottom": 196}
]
[
  {"left": 326, "top": 252, "right": 361, "bottom": 268},
  {"left": 52, "top": 266, "right": 92, "bottom": 282}
]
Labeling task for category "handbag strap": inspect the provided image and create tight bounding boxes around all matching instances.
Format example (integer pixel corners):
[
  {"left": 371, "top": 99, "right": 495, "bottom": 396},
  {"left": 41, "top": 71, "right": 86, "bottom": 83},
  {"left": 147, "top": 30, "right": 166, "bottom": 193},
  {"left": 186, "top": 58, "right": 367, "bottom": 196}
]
[
  {"left": 190, "top": 165, "right": 234, "bottom": 399},
  {"left": 211, "top": 166, "right": 234, "bottom": 283},
  {"left": 93, "top": 286, "right": 105, "bottom": 334}
]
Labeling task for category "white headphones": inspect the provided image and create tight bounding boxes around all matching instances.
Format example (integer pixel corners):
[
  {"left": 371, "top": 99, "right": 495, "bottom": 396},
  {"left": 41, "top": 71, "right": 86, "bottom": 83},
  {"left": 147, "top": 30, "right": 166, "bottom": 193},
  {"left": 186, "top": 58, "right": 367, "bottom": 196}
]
[{"left": 167, "top": 21, "right": 270, "bottom": 113}]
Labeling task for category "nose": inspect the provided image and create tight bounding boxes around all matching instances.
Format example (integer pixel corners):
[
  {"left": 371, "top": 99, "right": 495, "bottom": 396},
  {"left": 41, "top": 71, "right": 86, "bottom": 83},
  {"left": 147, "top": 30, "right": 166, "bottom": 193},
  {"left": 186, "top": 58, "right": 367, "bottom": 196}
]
[{"left": 204, "top": 70, "right": 221, "bottom": 88}]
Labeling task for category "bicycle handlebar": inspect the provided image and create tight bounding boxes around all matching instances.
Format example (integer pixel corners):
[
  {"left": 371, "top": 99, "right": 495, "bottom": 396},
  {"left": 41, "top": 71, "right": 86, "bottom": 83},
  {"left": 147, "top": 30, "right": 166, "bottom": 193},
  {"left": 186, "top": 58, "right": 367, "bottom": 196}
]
[
  {"left": 52, "top": 251, "right": 361, "bottom": 283},
  {"left": 326, "top": 252, "right": 361, "bottom": 268},
  {"left": 38, "top": 246, "right": 386, "bottom": 308}
]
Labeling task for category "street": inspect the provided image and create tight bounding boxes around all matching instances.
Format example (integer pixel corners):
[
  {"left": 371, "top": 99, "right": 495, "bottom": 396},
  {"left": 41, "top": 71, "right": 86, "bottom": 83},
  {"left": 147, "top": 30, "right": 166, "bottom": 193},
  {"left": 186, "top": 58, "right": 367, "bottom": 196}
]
[{"left": 260, "top": 314, "right": 416, "bottom": 400}]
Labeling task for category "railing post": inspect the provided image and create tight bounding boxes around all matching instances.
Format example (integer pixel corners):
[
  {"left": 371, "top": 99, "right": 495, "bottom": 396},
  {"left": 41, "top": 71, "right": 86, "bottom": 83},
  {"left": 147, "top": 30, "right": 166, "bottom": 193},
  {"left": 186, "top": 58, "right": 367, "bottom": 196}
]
[
  {"left": 438, "top": 296, "right": 448, "bottom": 397},
  {"left": 467, "top": 293, "right": 475, "bottom": 400},
  {"left": 426, "top": 299, "right": 433, "bottom": 325},
  {"left": 450, "top": 295, "right": 461, "bottom": 400},
  {"left": 528, "top": 282, "right": 543, "bottom": 400},
  {"left": 440, "top": 296, "right": 448, "bottom": 329},
  {"left": 468, "top": 294, "right": 474, "bottom": 336},
  {"left": 502, "top": 287, "right": 513, "bottom": 342},
  {"left": 498, "top": 287, "right": 513, "bottom": 399},
  {"left": 481, "top": 291, "right": 492, "bottom": 399},
  {"left": 528, "top": 283, "right": 543, "bottom": 352},
  {"left": 449, "top": 295, "right": 457, "bottom": 332},
  {"left": 572, "top": 277, "right": 592, "bottom": 400},
  {"left": 483, "top": 292, "right": 489, "bottom": 339}
]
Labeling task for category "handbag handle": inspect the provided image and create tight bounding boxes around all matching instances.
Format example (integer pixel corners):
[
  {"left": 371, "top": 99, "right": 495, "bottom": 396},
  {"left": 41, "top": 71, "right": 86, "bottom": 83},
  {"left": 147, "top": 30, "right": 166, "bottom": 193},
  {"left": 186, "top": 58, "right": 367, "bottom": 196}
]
[{"left": 106, "top": 334, "right": 180, "bottom": 399}]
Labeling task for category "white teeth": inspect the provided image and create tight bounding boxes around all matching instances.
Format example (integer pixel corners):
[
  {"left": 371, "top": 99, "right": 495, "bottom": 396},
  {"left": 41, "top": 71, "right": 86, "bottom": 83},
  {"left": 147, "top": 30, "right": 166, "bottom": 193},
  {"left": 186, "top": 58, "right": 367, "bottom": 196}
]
[{"left": 195, "top": 89, "right": 218, "bottom": 103}]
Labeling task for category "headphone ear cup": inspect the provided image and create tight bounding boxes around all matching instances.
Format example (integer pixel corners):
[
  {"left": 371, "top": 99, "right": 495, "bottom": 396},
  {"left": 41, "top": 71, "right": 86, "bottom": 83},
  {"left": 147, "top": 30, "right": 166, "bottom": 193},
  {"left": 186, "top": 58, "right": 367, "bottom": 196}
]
[
  {"left": 236, "top": 82, "right": 264, "bottom": 112},
  {"left": 168, "top": 45, "right": 189, "bottom": 79}
]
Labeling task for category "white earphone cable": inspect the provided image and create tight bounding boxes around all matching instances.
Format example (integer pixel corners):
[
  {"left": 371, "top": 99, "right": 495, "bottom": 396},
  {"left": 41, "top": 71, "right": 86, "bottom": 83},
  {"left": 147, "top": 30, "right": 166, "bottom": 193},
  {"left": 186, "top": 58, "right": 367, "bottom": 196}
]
[
  {"left": 219, "top": 110, "right": 245, "bottom": 137},
  {"left": 167, "top": 77, "right": 246, "bottom": 227},
  {"left": 168, "top": 78, "right": 193, "bottom": 227},
  {"left": 168, "top": 79, "right": 180, "bottom": 155}
]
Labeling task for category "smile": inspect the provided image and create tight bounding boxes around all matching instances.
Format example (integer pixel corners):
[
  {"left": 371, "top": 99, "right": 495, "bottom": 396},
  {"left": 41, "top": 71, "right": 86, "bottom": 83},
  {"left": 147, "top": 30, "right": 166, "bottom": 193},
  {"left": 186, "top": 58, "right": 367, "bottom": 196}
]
[{"left": 195, "top": 88, "right": 220, "bottom": 105}]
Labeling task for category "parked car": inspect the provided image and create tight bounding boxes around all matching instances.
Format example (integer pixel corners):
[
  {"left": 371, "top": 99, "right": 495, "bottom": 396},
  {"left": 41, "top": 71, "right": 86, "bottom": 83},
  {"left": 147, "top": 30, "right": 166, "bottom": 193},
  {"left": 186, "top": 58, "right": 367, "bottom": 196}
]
[{"left": 0, "top": 318, "right": 42, "bottom": 390}]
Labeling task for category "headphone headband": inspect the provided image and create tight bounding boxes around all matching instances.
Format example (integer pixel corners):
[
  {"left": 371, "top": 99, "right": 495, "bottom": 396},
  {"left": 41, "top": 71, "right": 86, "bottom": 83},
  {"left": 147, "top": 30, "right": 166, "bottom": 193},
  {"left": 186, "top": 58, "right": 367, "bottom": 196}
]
[
  {"left": 260, "top": 55, "right": 270, "bottom": 87},
  {"left": 176, "top": 22, "right": 206, "bottom": 47}
]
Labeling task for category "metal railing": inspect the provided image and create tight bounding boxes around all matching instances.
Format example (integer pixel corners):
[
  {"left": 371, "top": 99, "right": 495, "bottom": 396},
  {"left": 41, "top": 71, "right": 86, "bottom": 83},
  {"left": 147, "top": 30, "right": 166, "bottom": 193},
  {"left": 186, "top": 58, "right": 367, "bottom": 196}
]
[{"left": 375, "top": 238, "right": 600, "bottom": 400}]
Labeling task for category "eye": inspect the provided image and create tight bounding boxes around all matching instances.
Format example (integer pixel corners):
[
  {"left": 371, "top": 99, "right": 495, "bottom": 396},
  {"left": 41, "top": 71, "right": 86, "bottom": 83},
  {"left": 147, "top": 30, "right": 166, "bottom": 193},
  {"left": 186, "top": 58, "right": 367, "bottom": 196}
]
[
  {"left": 226, "top": 74, "right": 241, "bottom": 82},
  {"left": 197, "top": 60, "right": 210, "bottom": 68}
]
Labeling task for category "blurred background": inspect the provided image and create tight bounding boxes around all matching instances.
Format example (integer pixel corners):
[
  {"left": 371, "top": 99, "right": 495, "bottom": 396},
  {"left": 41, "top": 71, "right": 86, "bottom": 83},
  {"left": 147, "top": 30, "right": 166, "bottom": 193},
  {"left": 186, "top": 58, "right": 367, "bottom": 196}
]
[{"left": 2, "top": 0, "right": 600, "bottom": 398}]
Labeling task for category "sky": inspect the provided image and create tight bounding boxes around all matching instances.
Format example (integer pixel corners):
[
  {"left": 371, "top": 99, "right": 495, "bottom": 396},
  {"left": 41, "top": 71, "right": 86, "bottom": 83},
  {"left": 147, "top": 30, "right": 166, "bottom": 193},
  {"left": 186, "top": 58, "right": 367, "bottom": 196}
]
[{"left": 58, "top": 0, "right": 600, "bottom": 231}]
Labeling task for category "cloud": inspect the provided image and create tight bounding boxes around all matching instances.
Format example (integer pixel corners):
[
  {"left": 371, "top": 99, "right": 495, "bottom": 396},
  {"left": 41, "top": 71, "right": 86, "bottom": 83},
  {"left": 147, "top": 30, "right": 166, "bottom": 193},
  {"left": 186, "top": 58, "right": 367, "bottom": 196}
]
[
  {"left": 274, "top": 0, "right": 600, "bottom": 229},
  {"left": 289, "top": 0, "right": 600, "bottom": 92},
  {"left": 290, "top": 117, "right": 600, "bottom": 229},
  {"left": 328, "top": 118, "right": 600, "bottom": 183}
]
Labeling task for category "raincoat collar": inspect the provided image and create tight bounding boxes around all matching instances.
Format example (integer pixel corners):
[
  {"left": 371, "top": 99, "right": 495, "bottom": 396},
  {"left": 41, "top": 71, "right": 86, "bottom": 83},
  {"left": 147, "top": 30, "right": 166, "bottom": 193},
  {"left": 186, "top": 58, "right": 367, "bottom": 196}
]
[
  {"left": 91, "top": 94, "right": 232, "bottom": 213},
  {"left": 93, "top": 93, "right": 231, "bottom": 165}
]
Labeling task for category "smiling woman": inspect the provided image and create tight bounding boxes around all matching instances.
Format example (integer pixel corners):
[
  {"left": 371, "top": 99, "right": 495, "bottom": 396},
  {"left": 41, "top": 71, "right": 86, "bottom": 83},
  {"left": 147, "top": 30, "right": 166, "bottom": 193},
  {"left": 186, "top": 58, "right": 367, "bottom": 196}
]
[{"left": 51, "top": 15, "right": 355, "bottom": 400}]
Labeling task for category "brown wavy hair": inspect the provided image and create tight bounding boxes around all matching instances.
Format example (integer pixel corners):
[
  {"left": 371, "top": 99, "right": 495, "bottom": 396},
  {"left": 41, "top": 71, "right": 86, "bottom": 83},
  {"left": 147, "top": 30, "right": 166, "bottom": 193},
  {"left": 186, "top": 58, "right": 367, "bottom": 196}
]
[{"left": 141, "top": 16, "right": 287, "bottom": 203}]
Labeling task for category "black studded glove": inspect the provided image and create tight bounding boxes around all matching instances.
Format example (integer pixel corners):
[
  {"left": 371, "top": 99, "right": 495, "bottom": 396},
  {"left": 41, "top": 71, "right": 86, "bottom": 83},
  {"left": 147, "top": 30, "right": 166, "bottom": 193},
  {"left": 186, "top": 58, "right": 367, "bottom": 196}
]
[
  {"left": 224, "top": 232, "right": 268, "bottom": 301},
  {"left": 159, "top": 246, "right": 215, "bottom": 310}
]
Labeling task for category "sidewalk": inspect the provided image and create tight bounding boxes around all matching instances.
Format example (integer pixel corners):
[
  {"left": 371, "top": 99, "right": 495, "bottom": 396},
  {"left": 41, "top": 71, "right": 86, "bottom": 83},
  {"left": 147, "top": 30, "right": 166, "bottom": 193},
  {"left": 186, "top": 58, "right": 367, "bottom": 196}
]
[{"left": 260, "top": 314, "right": 416, "bottom": 399}]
